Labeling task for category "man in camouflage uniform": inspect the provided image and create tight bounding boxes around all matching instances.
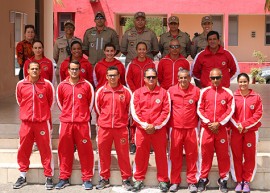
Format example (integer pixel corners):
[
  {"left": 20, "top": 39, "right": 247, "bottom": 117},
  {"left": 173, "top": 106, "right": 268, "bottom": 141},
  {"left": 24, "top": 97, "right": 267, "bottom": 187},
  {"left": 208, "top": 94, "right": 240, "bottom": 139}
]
[
  {"left": 159, "top": 16, "right": 191, "bottom": 58},
  {"left": 53, "top": 20, "right": 81, "bottom": 83},
  {"left": 190, "top": 16, "right": 214, "bottom": 59},
  {"left": 82, "top": 11, "right": 120, "bottom": 66},
  {"left": 121, "top": 11, "right": 159, "bottom": 66}
]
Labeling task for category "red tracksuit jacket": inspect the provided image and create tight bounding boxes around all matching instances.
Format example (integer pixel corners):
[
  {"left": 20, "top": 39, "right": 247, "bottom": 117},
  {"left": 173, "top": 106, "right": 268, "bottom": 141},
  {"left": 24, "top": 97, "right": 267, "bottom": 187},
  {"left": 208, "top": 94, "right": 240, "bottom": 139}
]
[
  {"left": 95, "top": 83, "right": 132, "bottom": 128},
  {"left": 158, "top": 54, "right": 190, "bottom": 90},
  {"left": 131, "top": 85, "right": 171, "bottom": 130},
  {"left": 230, "top": 89, "right": 263, "bottom": 132},
  {"left": 60, "top": 57, "right": 94, "bottom": 86},
  {"left": 192, "top": 46, "right": 239, "bottom": 88},
  {"left": 93, "top": 58, "right": 126, "bottom": 90},
  {"left": 56, "top": 77, "right": 94, "bottom": 123},
  {"left": 197, "top": 85, "right": 235, "bottom": 128},
  {"left": 125, "top": 57, "right": 155, "bottom": 92},
  {"left": 16, "top": 76, "right": 54, "bottom": 122},
  {"left": 168, "top": 83, "right": 200, "bottom": 129},
  {"left": 24, "top": 56, "right": 54, "bottom": 82}
]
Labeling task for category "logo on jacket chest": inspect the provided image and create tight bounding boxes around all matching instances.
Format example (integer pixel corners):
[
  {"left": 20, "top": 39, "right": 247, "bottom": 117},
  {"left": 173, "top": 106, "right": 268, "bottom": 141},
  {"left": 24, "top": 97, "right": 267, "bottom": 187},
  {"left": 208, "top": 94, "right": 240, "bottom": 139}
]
[
  {"left": 119, "top": 94, "right": 125, "bottom": 101},
  {"left": 81, "top": 68, "right": 85, "bottom": 73},
  {"left": 222, "top": 61, "right": 226, "bottom": 66},
  {"left": 221, "top": 100, "right": 226, "bottom": 105},
  {"left": 250, "top": 105, "right": 254, "bottom": 110},
  {"left": 43, "top": 65, "right": 48, "bottom": 71},
  {"left": 189, "top": 99, "right": 194, "bottom": 104},
  {"left": 39, "top": 94, "right": 43, "bottom": 98},
  {"left": 155, "top": 99, "right": 161, "bottom": 104},
  {"left": 78, "top": 94, "right": 83, "bottom": 99}
]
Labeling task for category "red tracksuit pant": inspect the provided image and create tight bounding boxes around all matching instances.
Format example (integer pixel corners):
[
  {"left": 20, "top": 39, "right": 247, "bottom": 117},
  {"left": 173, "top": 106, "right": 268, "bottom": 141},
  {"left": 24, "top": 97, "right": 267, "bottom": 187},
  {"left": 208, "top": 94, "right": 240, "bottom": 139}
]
[
  {"left": 230, "top": 129, "right": 258, "bottom": 182},
  {"left": 18, "top": 121, "right": 53, "bottom": 177},
  {"left": 133, "top": 127, "right": 169, "bottom": 182},
  {"left": 169, "top": 128, "right": 199, "bottom": 184},
  {"left": 97, "top": 127, "right": 132, "bottom": 180},
  {"left": 198, "top": 126, "right": 230, "bottom": 180},
  {"left": 58, "top": 122, "right": 94, "bottom": 181}
]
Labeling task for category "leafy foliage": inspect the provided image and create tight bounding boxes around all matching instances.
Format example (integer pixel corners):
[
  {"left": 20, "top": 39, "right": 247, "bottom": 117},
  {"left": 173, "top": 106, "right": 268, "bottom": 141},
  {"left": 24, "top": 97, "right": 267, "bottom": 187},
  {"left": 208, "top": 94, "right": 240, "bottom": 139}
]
[{"left": 123, "top": 17, "right": 166, "bottom": 37}]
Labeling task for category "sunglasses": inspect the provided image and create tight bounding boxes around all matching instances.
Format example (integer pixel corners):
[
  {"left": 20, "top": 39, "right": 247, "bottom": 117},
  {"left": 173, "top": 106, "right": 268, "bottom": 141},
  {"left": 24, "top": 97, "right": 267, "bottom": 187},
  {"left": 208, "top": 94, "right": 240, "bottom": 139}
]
[
  {"left": 145, "top": 76, "right": 157, "bottom": 80},
  {"left": 210, "top": 76, "right": 222, "bottom": 80},
  {"left": 95, "top": 16, "right": 105, "bottom": 20},
  {"left": 169, "top": 45, "right": 180, "bottom": 49},
  {"left": 107, "top": 74, "right": 119, "bottom": 78}
]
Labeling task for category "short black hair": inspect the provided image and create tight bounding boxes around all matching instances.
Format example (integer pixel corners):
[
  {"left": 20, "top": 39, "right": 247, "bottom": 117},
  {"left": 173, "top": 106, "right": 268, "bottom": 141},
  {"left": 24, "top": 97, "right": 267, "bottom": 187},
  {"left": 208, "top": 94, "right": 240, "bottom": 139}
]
[
  {"left": 104, "top": 43, "right": 116, "bottom": 51},
  {"left": 68, "top": 60, "right": 81, "bottom": 69},
  {"left": 237, "top": 73, "right": 250, "bottom": 83},
  {"left": 71, "top": 41, "right": 82, "bottom": 49},
  {"left": 107, "top": 66, "right": 119, "bottom": 74},
  {"left": 207, "top": 31, "right": 220, "bottom": 40},
  {"left": 144, "top": 68, "right": 157, "bottom": 77},
  {"left": 32, "top": 40, "right": 44, "bottom": 48},
  {"left": 136, "top": 42, "right": 148, "bottom": 50},
  {"left": 24, "top": 25, "right": 35, "bottom": 33}
]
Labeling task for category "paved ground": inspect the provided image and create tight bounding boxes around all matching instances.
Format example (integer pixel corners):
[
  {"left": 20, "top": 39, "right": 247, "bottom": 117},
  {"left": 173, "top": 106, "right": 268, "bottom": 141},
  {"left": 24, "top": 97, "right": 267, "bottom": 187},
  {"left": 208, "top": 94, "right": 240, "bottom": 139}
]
[{"left": 0, "top": 184, "right": 269, "bottom": 193}]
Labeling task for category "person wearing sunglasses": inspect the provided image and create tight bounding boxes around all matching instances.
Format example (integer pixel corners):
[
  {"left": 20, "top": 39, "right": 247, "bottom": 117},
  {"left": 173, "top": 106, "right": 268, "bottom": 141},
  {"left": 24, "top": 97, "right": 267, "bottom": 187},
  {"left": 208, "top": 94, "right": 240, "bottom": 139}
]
[
  {"left": 131, "top": 68, "right": 170, "bottom": 192},
  {"left": 14, "top": 62, "right": 54, "bottom": 190},
  {"left": 56, "top": 60, "right": 95, "bottom": 190},
  {"left": 125, "top": 42, "right": 156, "bottom": 153},
  {"left": 95, "top": 66, "right": 133, "bottom": 191},
  {"left": 53, "top": 20, "right": 82, "bottom": 84},
  {"left": 82, "top": 11, "right": 120, "bottom": 66},
  {"left": 230, "top": 73, "right": 263, "bottom": 193},
  {"left": 192, "top": 30, "right": 239, "bottom": 89},
  {"left": 197, "top": 68, "right": 235, "bottom": 193},
  {"left": 167, "top": 69, "right": 200, "bottom": 193},
  {"left": 159, "top": 16, "right": 191, "bottom": 58},
  {"left": 158, "top": 39, "right": 190, "bottom": 90},
  {"left": 121, "top": 12, "right": 159, "bottom": 66}
]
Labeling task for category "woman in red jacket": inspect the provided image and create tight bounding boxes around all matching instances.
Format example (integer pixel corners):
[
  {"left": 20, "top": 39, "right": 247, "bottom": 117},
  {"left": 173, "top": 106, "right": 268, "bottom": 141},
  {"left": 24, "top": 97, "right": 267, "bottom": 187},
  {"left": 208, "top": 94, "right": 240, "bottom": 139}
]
[
  {"left": 125, "top": 42, "right": 156, "bottom": 153},
  {"left": 24, "top": 40, "right": 54, "bottom": 82},
  {"left": 230, "top": 73, "right": 263, "bottom": 193},
  {"left": 60, "top": 41, "right": 94, "bottom": 85}
]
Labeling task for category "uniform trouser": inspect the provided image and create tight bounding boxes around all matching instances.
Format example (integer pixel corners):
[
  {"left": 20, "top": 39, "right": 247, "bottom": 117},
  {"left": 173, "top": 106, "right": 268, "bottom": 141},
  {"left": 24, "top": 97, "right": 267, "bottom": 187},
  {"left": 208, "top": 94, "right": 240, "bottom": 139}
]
[
  {"left": 133, "top": 127, "right": 169, "bottom": 182},
  {"left": 169, "top": 128, "right": 199, "bottom": 184},
  {"left": 230, "top": 129, "right": 258, "bottom": 183},
  {"left": 129, "top": 119, "right": 136, "bottom": 144},
  {"left": 97, "top": 127, "right": 132, "bottom": 180},
  {"left": 198, "top": 126, "right": 230, "bottom": 180},
  {"left": 58, "top": 122, "right": 94, "bottom": 181},
  {"left": 17, "top": 121, "right": 54, "bottom": 177}
]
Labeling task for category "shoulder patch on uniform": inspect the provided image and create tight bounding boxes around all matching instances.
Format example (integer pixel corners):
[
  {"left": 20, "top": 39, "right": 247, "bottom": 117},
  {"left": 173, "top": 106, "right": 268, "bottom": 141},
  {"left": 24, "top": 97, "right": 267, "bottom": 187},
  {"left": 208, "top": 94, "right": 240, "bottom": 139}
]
[
  {"left": 185, "top": 32, "right": 190, "bottom": 37},
  {"left": 194, "top": 32, "right": 199, "bottom": 37}
]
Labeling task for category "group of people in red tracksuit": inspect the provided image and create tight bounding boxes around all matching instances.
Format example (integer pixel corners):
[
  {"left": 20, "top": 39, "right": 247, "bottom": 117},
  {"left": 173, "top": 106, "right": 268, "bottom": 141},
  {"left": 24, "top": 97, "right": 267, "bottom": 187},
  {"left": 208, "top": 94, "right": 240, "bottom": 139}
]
[{"left": 13, "top": 29, "right": 263, "bottom": 193}]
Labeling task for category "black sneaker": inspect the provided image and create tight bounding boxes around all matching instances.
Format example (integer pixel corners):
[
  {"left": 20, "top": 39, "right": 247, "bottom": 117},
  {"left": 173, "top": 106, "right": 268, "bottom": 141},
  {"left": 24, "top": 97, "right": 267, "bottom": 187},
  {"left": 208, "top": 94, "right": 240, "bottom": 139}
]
[
  {"left": 122, "top": 179, "right": 133, "bottom": 191},
  {"left": 83, "top": 181, "right": 93, "bottom": 190},
  {"left": 13, "top": 176, "right": 27, "bottom": 189},
  {"left": 96, "top": 179, "right": 110, "bottom": 190},
  {"left": 217, "top": 178, "right": 228, "bottom": 193},
  {"left": 55, "top": 179, "right": 70, "bottom": 189},
  {"left": 130, "top": 143, "right": 136, "bottom": 154},
  {"left": 159, "top": 181, "right": 169, "bottom": 192},
  {"left": 45, "top": 177, "right": 54, "bottom": 190},
  {"left": 197, "top": 178, "right": 209, "bottom": 192},
  {"left": 188, "top": 183, "right": 198, "bottom": 193},
  {"left": 132, "top": 181, "right": 144, "bottom": 192}
]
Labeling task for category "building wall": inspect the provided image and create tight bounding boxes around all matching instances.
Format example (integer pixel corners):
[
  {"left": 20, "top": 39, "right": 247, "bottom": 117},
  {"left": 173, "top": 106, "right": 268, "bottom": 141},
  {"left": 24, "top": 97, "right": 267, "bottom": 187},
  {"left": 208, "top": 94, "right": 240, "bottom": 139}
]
[
  {"left": 54, "top": 0, "right": 270, "bottom": 63},
  {"left": 0, "top": 0, "right": 35, "bottom": 99},
  {"left": 229, "top": 15, "right": 269, "bottom": 62}
]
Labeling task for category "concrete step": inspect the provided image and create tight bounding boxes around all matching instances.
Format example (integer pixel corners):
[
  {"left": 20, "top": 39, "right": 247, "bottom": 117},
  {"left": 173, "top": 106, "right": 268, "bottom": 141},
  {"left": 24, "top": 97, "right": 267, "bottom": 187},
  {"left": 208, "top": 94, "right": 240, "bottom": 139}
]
[{"left": 0, "top": 158, "right": 270, "bottom": 190}]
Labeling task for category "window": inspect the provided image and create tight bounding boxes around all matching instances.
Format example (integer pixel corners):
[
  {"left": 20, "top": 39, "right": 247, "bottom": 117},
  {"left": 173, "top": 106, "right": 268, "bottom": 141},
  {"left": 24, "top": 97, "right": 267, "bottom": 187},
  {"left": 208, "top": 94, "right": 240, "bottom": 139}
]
[
  {"left": 58, "top": 12, "right": 73, "bottom": 37},
  {"left": 229, "top": 15, "right": 238, "bottom": 46},
  {"left": 265, "top": 15, "right": 270, "bottom": 45},
  {"left": 212, "top": 15, "right": 223, "bottom": 39}
]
